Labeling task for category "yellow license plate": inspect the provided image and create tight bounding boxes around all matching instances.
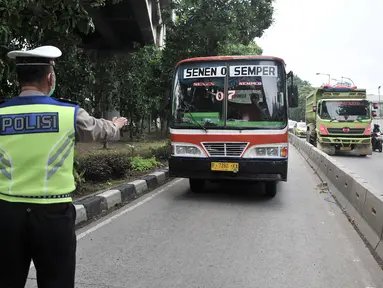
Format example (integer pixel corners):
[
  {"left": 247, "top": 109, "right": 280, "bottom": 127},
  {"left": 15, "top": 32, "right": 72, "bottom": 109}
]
[
  {"left": 340, "top": 146, "right": 352, "bottom": 151},
  {"left": 211, "top": 162, "right": 239, "bottom": 172}
]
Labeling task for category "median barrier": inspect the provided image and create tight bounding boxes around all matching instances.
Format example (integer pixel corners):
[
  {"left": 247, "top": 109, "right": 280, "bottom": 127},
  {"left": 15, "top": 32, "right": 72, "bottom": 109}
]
[
  {"left": 361, "top": 187, "right": 383, "bottom": 247},
  {"left": 303, "top": 141, "right": 312, "bottom": 159},
  {"left": 288, "top": 133, "right": 383, "bottom": 260},
  {"left": 316, "top": 154, "right": 330, "bottom": 182}
]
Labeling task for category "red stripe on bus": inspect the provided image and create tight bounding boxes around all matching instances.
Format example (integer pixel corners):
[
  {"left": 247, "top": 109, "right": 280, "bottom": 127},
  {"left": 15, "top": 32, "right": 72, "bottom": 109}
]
[{"left": 171, "top": 133, "right": 288, "bottom": 145}]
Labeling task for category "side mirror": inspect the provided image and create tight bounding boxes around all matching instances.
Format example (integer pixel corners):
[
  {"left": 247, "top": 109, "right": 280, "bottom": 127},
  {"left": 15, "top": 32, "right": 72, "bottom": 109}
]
[
  {"left": 372, "top": 110, "right": 377, "bottom": 117},
  {"left": 373, "top": 103, "right": 379, "bottom": 109},
  {"left": 288, "top": 85, "right": 299, "bottom": 108}
]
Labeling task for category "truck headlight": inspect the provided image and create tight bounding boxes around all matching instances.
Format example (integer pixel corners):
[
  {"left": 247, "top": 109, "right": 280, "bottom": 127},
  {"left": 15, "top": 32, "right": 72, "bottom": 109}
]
[
  {"left": 243, "top": 145, "right": 288, "bottom": 158},
  {"left": 171, "top": 143, "right": 206, "bottom": 157}
]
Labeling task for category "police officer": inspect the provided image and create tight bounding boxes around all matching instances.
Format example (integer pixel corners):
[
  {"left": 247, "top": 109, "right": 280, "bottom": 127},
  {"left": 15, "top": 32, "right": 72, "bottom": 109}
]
[{"left": 0, "top": 45, "right": 128, "bottom": 288}]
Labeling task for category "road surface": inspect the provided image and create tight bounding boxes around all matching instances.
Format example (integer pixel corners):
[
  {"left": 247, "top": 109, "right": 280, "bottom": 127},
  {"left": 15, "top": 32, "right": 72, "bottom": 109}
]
[
  {"left": 26, "top": 147, "right": 383, "bottom": 288},
  {"left": 332, "top": 150, "right": 383, "bottom": 191}
]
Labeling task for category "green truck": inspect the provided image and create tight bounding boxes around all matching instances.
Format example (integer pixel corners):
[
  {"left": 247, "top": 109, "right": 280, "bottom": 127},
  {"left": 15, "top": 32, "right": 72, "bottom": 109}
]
[{"left": 305, "top": 85, "right": 377, "bottom": 156}]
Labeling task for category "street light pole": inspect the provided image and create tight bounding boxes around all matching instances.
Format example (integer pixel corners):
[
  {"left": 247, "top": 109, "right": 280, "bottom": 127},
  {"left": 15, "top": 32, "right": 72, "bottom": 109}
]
[
  {"left": 316, "top": 72, "right": 331, "bottom": 84},
  {"left": 332, "top": 78, "right": 341, "bottom": 85},
  {"left": 341, "top": 76, "right": 355, "bottom": 86},
  {"left": 379, "top": 86, "right": 381, "bottom": 117}
]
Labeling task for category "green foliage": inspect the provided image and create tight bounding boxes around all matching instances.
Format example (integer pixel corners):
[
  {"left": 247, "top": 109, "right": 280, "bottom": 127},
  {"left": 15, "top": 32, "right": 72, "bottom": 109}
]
[
  {"left": 158, "top": 0, "right": 274, "bottom": 124},
  {"left": 1, "top": 0, "right": 314, "bottom": 189},
  {"left": 289, "top": 76, "right": 314, "bottom": 121},
  {"left": 73, "top": 151, "right": 86, "bottom": 187},
  {"left": 77, "top": 151, "right": 131, "bottom": 182},
  {"left": 0, "top": 0, "right": 113, "bottom": 99},
  {"left": 76, "top": 151, "right": 161, "bottom": 183},
  {"left": 1, "top": 0, "right": 274, "bottom": 126},
  {"left": 218, "top": 42, "right": 263, "bottom": 56},
  {"left": 115, "top": 45, "right": 166, "bottom": 135},
  {"left": 161, "top": 0, "right": 273, "bottom": 77},
  {"left": 151, "top": 140, "right": 171, "bottom": 161},
  {"left": 130, "top": 156, "right": 160, "bottom": 172}
]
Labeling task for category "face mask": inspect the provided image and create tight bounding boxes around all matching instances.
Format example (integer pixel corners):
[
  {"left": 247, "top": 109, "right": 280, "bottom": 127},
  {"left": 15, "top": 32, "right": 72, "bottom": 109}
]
[{"left": 48, "top": 72, "right": 56, "bottom": 96}]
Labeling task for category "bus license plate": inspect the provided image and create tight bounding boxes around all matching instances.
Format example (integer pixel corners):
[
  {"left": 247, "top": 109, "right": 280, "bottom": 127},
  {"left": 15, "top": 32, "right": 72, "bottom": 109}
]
[
  {"left": 340, "top": 146, "right": 352, "bottom": 151},
  {"left": 211, "top": 162, "right": 239, "bottom": 172}
]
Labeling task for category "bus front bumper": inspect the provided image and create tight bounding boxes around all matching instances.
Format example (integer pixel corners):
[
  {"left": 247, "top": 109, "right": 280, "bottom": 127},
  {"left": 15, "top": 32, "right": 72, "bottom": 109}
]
[{"left": 169, "top": 157, "right": 288, "bottom": 182}]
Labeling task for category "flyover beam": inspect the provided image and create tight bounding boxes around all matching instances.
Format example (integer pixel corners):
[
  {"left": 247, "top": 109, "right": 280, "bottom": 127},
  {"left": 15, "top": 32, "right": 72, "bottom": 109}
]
[{"left": 86, "top": 6, "right": 121, "bottom": 48}]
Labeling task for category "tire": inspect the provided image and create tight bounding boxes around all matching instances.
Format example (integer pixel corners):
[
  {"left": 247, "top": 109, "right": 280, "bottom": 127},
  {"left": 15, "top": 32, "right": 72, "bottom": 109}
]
[
  {"left": 264, "top": 181, "right": 277, "bottom": 198},
  {"left": 189, "top": 179, "right": 205, "bottom": 193}
]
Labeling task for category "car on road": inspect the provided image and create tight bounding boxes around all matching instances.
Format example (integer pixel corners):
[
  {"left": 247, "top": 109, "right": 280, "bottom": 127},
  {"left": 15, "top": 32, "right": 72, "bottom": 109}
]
[
  {"left": 288, "top": 120, "right": 297, "bottom": 133},
  {"left": 294, "top": 121, "right": 307, "bottom": 138}
]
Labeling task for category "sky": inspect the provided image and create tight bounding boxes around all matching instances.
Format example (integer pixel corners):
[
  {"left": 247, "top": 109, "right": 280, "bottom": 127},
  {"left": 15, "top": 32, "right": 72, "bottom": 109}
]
[{"left": 256, "top": 0, "right": 383, "bottom": 96}]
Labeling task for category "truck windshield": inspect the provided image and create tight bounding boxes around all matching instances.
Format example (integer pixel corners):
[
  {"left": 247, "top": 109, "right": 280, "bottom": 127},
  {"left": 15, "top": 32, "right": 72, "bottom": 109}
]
[
  {"left": 171, "top": 60, "right": 286, "bottom": 129},
  {"left": 320, "top": 100, "right": 370, "bottom": 121}
]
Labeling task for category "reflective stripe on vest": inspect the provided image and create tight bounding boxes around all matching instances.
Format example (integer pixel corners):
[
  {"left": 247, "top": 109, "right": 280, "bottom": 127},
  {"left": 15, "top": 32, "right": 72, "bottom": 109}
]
[{"left": 0, "top": 96, "right": 79, "bottom": 204}]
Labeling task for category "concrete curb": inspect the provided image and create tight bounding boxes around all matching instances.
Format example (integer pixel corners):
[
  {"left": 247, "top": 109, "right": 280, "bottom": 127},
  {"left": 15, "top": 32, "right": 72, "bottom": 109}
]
[
  {"left": 73, "top": 167, "right": 170, "bottom": 227},
  {"left": 289, "top": 133, "right": 383, "bottom": 262}
]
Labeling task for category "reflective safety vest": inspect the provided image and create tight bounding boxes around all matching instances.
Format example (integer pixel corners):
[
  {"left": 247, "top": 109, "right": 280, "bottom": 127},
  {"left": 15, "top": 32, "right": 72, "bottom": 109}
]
[{"left": 0, "top": 96, "right": 79, "bottom": 204}]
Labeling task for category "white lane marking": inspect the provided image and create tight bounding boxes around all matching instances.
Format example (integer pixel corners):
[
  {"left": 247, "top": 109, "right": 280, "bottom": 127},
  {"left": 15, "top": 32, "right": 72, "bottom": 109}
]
[
  {"left": 30, "top": 178, "right": 183, "bottom": 270},
  {"left": 76, "top": 178, "right": 183, "bottom": 239}
]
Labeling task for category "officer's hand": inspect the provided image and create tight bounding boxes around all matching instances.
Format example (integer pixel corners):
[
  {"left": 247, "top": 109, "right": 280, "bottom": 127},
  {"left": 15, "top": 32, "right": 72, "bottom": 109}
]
[{"left": 113, "top": 117, "right": 128, "bottom": 129}]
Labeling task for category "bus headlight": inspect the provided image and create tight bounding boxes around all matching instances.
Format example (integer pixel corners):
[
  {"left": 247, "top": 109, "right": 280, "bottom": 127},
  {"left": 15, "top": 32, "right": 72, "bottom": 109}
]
[
  {"left": 171, "top": 143, "right": 206, "bottom": 157},
  {"left": 243, "top": 145, "right": 288, "bottom": 158}
]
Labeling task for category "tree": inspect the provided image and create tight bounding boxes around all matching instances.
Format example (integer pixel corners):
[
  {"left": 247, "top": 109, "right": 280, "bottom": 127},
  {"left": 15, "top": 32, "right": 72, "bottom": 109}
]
[
  {"left": 218, "top": 42, "right": 263, "bottom": 56},
  {"left": 289, "top": 76, "right": 314, "bottom": 121},
  {"left": 158, "top": 0, "right": 273, "bottom": 132},
  {"left": 113, "top": 45, "right": 165, "bottom": 138},
  {"left": 0, "top": 0, "right": 282, "bottom": 141},
  {"left": 0, "top": 0, "right": 116, "bottom": 99},
  {"left": 161, "top": 0, "right": 274, "bottom": 71}
]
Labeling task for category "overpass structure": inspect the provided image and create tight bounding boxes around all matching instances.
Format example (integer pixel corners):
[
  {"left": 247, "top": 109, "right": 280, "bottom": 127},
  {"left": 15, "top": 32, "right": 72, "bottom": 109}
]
[
  {"left": 81, "top": 0, "right": 170, "bottom": 51},
  {"left": 79, "top": 0, "right": 171, "bottom": 119}
]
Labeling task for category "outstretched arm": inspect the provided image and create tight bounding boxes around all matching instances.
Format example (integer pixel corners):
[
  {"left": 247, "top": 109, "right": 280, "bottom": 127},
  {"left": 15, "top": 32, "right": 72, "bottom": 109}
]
[{"left": 76, "top": 108, "right": 127, "bottom": 143}]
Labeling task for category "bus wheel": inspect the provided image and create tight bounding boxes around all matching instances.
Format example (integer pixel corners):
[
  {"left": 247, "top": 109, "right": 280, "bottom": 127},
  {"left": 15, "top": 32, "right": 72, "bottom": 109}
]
[
  {"left": 189, "top": 179, "right": 205, "bottom": 193},
  {"left": 264, "top": 181, "right": 277, "bottom": 198}
]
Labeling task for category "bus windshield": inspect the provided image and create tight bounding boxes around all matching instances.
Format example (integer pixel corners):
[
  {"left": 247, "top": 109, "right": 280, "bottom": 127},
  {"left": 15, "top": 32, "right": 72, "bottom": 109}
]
[
  {"left": 320, "top": 100, "right": 370, "bottom": 121},
  {"left": 171, "top": 60, "right": 287, "bottom": 129}
]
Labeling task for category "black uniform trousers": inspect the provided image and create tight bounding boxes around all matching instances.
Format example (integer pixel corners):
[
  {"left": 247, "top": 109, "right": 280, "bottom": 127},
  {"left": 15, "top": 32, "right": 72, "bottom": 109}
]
[{"left": 0, "top": 199, "right": 77, "bottom": 288}]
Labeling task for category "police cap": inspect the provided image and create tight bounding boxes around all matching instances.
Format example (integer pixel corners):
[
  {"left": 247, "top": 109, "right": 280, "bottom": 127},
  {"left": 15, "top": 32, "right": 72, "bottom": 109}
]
[{"left": 7, "top": 46, "right": 62, "bottom": 67}]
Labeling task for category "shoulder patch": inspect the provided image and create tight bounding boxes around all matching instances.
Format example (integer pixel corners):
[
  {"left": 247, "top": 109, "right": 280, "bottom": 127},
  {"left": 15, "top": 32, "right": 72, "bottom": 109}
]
[{"left": 53, "top": 97, "right": 79, "bottom": 105}]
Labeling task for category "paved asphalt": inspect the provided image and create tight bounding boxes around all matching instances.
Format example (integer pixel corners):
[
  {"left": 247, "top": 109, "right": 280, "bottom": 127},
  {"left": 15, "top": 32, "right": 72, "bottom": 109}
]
[
  {"left": 331, "top": 150, "right": 383, "bottom": 191},
  {"left": 26, "top": 146, "right": 383, "bottom": 288}
]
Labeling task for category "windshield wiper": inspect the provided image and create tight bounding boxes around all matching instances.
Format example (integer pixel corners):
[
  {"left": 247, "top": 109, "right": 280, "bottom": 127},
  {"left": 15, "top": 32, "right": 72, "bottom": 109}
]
[
  {"left": 179, "top": 100, "right": 207, "bottom": 132},
  {"left": 185, "top": 110, "right": 207, "bottom": 132}
]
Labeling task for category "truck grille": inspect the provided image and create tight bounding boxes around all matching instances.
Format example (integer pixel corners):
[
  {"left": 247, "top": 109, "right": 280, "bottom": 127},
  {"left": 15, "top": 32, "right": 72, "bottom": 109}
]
[
  {"left": 327, "top": 128, "right": 365, "bottom": 134},
  {"left": 202, "top": 142, "right": 248, "bottom": 157}
]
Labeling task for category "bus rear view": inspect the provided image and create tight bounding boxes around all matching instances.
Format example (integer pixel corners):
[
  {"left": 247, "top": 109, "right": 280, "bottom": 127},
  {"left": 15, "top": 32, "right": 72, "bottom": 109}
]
[{"left": 168, "top": 56, "right": 298, "bottom": 197}]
